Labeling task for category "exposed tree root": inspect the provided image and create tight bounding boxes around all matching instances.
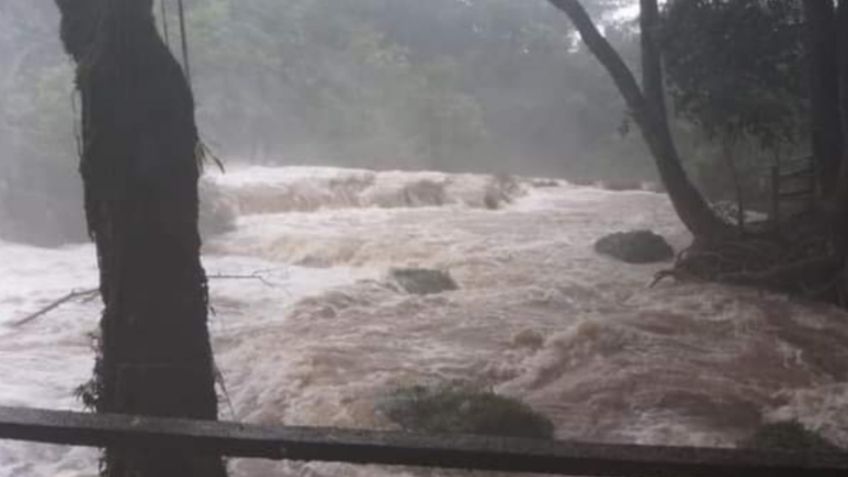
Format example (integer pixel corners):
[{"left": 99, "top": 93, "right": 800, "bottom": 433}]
[{"left": 652, "top": 219, "right": 846, "bottom": 305}]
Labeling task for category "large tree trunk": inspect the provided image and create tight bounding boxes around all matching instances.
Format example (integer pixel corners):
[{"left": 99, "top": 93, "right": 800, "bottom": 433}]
[
  {"left": 54, "top": 0, "right": 227, "bottom": 476},
  {"left": 803, "top": 0, "right": 843, "bottom": 199},
  {"left": 548, "top": 0, "right": 730, "bottom": 241}
]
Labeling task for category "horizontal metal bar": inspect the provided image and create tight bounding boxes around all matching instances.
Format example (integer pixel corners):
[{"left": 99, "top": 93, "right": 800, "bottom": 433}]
[
  {"left": 0, "top": 406, "right": 846, "bottom": 476},
  {"left": 779, "top": 168, "right": 815, "bottom": 179},
  {"left": 780, "top": 156, "right": 815, "bottom": 167},
  {"left": 778, "top": 189, "right": 816, "bottom": 199}
]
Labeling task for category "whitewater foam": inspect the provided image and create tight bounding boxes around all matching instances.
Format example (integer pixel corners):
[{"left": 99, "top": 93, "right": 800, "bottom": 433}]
[{"left": 206, "top": 166, "right": 525, "bottom": 216}]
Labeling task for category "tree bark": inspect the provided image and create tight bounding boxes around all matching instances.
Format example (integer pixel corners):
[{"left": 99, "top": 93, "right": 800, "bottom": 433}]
[
  {"left": 720, "top": 137, "right": 746, "bottom": 231},
  {"left": 835, "top": 0, "right": 848, "bottom": 253},
  {"left": 802, "top": 0, "right": 843, "bottom": 199},
  {"left": 54, "top": 0, "right": 227, "bottom": 476},
  {"left": 548, "top": 0, "right": 730, "bottom": 241},
  {"left": 640, "top": 0, "right": 668, "bottom": 126}
]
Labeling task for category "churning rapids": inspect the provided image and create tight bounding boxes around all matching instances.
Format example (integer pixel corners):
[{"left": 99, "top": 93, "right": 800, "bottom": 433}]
[{"left": 1, "top": 166, "right": 848, "bottom": 476}]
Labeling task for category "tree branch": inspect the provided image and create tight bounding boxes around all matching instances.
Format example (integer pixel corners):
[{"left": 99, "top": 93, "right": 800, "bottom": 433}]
[
  {"left": 207, "top": 271, "right": 276, "bottom": 288},
  {"left": 548, "top": 0, "right": 731, "bottom": 240},
  {"left": 10, "top": 272, "right": 280, "bottom": 327},
  {"left": 548, "top": 0, "right": 650, "bottom": 123},
  {"left": 11, "top": 288, "right": 98, "bottom": 327}
]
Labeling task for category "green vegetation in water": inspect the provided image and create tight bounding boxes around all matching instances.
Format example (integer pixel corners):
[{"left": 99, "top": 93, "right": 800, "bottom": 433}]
[
  {"left": 388, "top": 268, "right": 459, "bottom": 295},
  {"left": 378, "top": 383, "right": 554, "bottom": 440},
  {"left": 739, "top": 421, "right": 841, "bottom": 452}
]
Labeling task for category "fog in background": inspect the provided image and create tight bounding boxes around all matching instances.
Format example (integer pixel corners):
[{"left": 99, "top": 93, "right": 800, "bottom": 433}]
[{"left": 0, "top": 0, "right": 650, "bottom": 246}]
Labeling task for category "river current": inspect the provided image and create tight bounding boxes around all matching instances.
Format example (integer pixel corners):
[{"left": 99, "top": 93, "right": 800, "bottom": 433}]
[{"left": 1, "top": 166, "right": 846, "bottom": 476}]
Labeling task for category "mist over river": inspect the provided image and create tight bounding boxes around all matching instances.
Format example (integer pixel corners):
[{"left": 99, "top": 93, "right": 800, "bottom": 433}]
[{"left": 1, "top": 166, "right": 847, "bottom": 476}]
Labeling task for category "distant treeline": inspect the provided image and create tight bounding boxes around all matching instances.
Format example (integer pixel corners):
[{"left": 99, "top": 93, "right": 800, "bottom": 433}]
[{"left": 0, "top": 0, "right": 653, "bottom": 245}]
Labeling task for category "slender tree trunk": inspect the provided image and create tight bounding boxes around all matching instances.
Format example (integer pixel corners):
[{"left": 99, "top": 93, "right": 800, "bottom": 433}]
[
  {"left": 835, "top": 0, "right": 848, "bottom": 253},
  {"left": 548, "top": 0, "right": 730, "bottom": 241},
  {"left": 720, "top": 137, "right": 746, "bottom": 231},
  {"left": 54, "top": 1, "right": 227, "bottom": 476},
  {"left": 803, "top": 0, "right": 843, "bottom": 199},
  {"left": 640, "top": 0, "right": 668, "bottom": 126}
]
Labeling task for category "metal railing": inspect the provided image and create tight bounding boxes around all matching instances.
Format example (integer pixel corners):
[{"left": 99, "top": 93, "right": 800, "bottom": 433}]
[
  {"left": 0, "top": 406, "right": 847, "bottom": 476},
  {"left": 770, "top": 155, "right": 817, "bottom": 226}
]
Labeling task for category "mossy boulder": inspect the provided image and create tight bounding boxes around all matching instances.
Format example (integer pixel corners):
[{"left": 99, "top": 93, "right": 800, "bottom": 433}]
[
  {"left": 378, "top": 383, "right": 554, "bottom": 439},
  {"left": 594, "top": 230, "right": 674, "bottom": 264},
  {"left": 388, "top": 268, "right": 459, "bottom": 295},
  {"left": 739, "top": 421, "right": 840, "bottom": 452}
]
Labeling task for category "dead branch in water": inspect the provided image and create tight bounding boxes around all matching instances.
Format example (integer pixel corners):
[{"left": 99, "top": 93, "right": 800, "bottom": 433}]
[
  {"left": 207, "top": 271, "right": 276, "bottom": 287},
  {"left": 11, "top": 288, "right": 99, "bottom": 327},
  {"left": 10, "top": 272, "right": 280, "bottom": 328}
]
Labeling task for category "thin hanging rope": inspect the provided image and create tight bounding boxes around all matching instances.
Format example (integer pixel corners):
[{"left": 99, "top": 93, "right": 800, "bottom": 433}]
[
  {"left": 169, "top": 0, "right": 225, "bottom": 174},
  {"left": 160, "top": 0, "right": 170, "bottom": 47},
  {"left": 177, "top": 0, "right": 192, "bottom": 84}
]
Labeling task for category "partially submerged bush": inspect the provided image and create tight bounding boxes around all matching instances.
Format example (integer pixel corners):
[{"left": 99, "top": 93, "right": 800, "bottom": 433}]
[
  {"left": 739, "top": 421, "right": 840, "bottom": 452},
  {"left": 388, "top": 268, "right": 459, "bottom": 295},
  {"left": 484, "top": 173, "right": 522, "bottom": 209},
  {"left": 378, "top": 383, "right": 554, "bottom": 439}
]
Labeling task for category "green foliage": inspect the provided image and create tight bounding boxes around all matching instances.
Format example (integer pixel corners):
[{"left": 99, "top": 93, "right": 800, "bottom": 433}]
[
  {"left": 659, "top": 0, "right": 810, "bottom": 207},
  {"left": 662, "top": 0, "right": 806, "bottom": 149},
  {"left": 1, "top": 0, "right": 648, "bottom": 245},
  {"left": 388, "top": 268, "right": 459, "bottom": 295},
  {"left": 739, "top": 421, "right": 841, "bottom": 452},
  {"left": 0, "top": 10, "right": 85, "bottom": 245},
  {"left": 378, "top": 382, "right": 555, "bottom": 439},
  {"left": 184, "top": 0, "right": 493, "bottom": 169},
  {"left": 181, "top": 0, "right": 640, "bottom": 175}
]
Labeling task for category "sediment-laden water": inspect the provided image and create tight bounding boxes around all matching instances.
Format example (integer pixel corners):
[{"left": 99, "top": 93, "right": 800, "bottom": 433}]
[{"left": 1, "top": 166, "right": 846, "bottom": 476}]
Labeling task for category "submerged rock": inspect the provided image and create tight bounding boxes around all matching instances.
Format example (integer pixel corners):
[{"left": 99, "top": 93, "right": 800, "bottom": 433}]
[
  {"left": 597, "top": 179, "right": 645, "bottom": 191},
  {"left": 388, "top": 268, "right": 459, "bottom": 295},
  {"left": 594, "top": 230, "right": 674, "bottom": 264}
]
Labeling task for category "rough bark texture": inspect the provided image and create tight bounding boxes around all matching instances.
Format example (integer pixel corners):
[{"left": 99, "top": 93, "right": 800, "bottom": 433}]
[
  {"left": 836, "top": 0, "right": 848, "bottom": 252},
  {"left": 803, "top": 0, "right": 843, "bottom": 199},
  {"left": 54, "top": 0, "right": 227, "bottom": 475},
  {"left": 548, "top": 0, "right": 730, "bottom": 241}
]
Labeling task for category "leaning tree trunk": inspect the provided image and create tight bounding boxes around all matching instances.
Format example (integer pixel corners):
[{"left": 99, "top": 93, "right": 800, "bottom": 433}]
[
  {"left": 548, "top": 0, "right": 730, "bottom": 241},
  {"left": 802, "top": 0, "right": 843, "bottom": 199},
  {"left": 54, "top": 0, "right": 227, "bottom": 476}
]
